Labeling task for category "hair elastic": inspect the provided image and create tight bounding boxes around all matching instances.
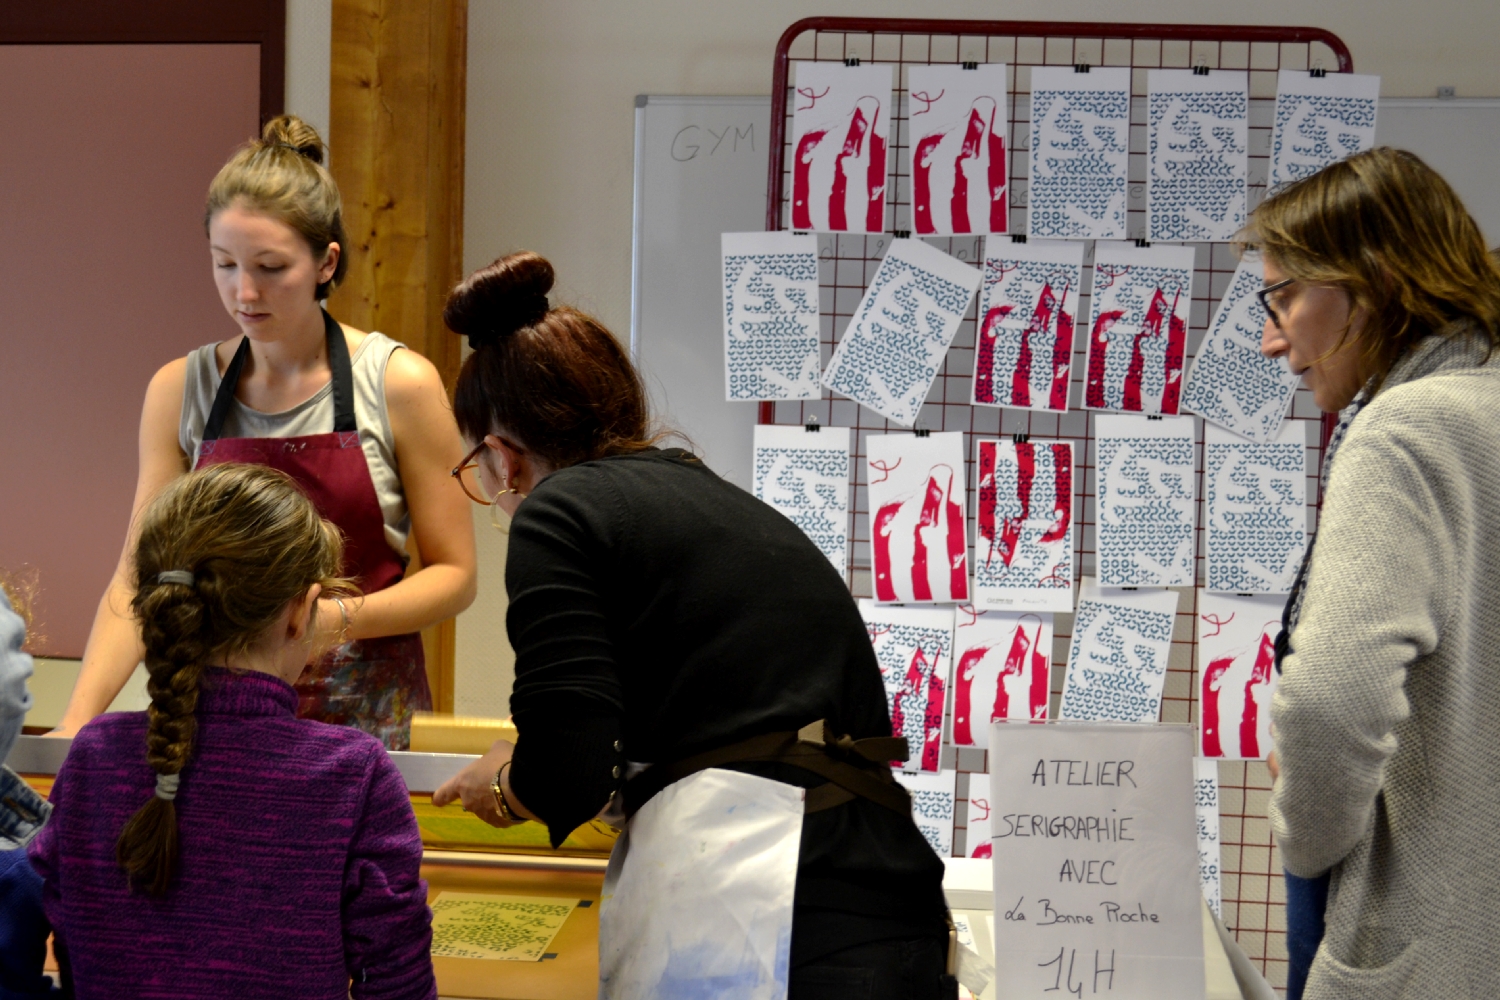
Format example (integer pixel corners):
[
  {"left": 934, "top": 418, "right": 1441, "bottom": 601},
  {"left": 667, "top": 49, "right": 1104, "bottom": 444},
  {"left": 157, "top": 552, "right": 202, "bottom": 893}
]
[
  {"left": 154, "top": 772, "right": 181, "bottom": 802},
  {"left": 156, "top": 570, "right": 195, "bottom": 587}
]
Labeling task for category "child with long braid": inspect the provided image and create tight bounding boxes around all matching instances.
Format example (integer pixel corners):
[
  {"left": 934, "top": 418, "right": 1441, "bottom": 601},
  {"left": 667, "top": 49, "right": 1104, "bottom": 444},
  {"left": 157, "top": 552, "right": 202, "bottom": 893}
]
[{"left": 28, "top": 464, "right": 436, "bottom": 998}]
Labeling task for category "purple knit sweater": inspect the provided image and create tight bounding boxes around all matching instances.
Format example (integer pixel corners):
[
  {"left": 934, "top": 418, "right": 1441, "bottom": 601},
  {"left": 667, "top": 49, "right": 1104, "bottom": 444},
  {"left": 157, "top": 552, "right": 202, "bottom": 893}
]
[{"left": 27, "top": 668, "right": 436, "bottom": 999}]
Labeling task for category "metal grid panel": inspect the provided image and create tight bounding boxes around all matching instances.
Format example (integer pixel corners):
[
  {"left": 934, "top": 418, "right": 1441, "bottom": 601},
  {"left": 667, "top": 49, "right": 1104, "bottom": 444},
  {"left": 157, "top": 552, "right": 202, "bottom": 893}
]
[{"left": 762, "top": 19, "right": 1353, "bottom": 993}]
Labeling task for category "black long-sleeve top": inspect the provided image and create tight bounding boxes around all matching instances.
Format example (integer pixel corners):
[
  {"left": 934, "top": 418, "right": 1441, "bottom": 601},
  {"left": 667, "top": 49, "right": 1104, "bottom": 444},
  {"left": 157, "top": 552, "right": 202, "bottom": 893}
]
[{"left": 505, "top": 448, "right": 946, "bottom": 955}]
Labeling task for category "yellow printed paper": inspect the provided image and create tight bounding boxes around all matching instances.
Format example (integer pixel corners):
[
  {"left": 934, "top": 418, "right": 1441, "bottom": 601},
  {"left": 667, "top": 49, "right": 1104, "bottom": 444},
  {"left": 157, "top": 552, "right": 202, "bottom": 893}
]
[{"left": 430, "top": 892, "right": 579, "bottom": 962}]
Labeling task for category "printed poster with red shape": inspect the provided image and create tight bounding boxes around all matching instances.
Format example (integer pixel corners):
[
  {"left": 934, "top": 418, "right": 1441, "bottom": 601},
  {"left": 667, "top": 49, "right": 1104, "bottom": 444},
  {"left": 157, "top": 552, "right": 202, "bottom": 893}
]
[
  {"left": 973, "top": 438, "right": 1075, "bottom": 612},
  {"left": 1085, "top": 242, "right": 1196, "bottom": 415},
  {"left": 971, "top": 239, "right": 1084, "bottom": 412},
  {"left": 791, "top": 61, "right": 893, "bottom": 234},
  {"left": 1196, "top": 591, "right": 1281, "bottom": 760},
  {"left": 859, "top": 600, "right": 955, "bottom": 774},
  {"left": 950, "top": 607, "right": 1053, "bottom": 751},
  {"left": 905, "top": 64, "right": 1009, "bottom": 236},
  {"left": 867, "top": 432, "right": 968, "bottom": 605}
]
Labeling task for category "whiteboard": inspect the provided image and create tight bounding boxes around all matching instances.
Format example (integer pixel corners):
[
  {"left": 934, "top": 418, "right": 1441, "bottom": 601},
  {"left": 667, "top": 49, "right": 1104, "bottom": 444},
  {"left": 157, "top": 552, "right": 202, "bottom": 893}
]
[
  {"left": 631, "top": 95, "right": 770, "bottom": 489},
  {"left": 627, "top": 96, "right": 1500, "bottom": 492},
  {"left": 1379, "top": 98, "right": 1500, "bottom": 243}
]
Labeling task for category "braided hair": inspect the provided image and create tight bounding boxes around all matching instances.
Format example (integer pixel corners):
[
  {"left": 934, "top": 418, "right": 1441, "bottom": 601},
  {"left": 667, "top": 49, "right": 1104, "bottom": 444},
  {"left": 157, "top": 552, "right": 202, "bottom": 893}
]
[{"left": 116, "top": 463, "right": 355, "bottom": 895}]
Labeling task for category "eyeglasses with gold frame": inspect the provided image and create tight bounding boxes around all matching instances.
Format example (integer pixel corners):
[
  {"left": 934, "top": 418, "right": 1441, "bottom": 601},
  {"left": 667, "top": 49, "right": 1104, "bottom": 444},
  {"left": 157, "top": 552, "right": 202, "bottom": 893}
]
[{"left": 451, "top": 443, "right": 492, "bottom": 505}]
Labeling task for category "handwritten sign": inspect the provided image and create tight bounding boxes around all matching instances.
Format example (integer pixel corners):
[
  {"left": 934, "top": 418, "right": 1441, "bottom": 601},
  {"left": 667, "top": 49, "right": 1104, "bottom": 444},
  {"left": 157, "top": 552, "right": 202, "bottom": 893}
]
[{"left": 988, "top": 722, "right": 1204, "bottom": 999}]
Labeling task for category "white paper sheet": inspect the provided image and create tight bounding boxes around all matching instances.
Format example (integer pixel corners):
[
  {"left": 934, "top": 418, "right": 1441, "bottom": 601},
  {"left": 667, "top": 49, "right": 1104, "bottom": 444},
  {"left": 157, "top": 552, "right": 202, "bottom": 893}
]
[
  {"left": 1059, "top": 581, "right": 1180, "bottom": 723},
  {"left": 972, "top": 439, "right": 1075, "bottom": 611},
  {"left": 971, "top": 239, "right": 1085, "bottom": 412},
  {"left": 722, "top": 231, "right": 822, "bottom": 401},
  {"left": 1269, "top": 70, "right": 1380, "bottom": 191},
  {"left": 751, "top": 424, "right": 852, "bottom": 578},
  {"left": 988, "top": 722, "right": 1206, "bottom": 998},
  {"left": 791, "top": 61, "right": 894, "bottom": 233},
  {"left": 896, "top": 767, "right": 958, "bottom": 856},
  {"left": 906, "top": 64, "right": 1010, "bottom": 236},
  {"left": 1194, "top": 758, "right": 1223, "bottom": 916},
  {"left": 1181, "top": 253, "right": 1301, "bottom": 442},
  {"left": 859, "top": 600, "right": 955, "bottom": 773},
  {"left": 952, "top": 608, "right": 1054, "bottom": 749},
  {"left": 1197, "top": 592, "right": 1283, "bottom": 761},
  {"left": 822, "top": 239, "right": 981, "bottom": 426},
  {"left": 867, "top": 432, "right": 969, "bottom": 604},
  {"left": 1085, "top": 242, "right": 1196, "bottom": 416},
  {"left": 1094, "top": 414, "right": 1198, "bottom": 588},
  {"left": 1205, "top": 421, "right": 1307, "bottom": 594},
  {"left": 1028, "top": 66, "right": 1131, "bottom": 240},
  {"left": 1146, "top": 70, "right": 1249, "bottom": 243}
]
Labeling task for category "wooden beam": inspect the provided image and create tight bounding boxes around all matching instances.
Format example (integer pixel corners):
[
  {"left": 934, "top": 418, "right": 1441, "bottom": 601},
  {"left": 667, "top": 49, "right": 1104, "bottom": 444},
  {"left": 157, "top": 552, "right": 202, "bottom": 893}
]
[{"left": 328, "top": 0, "right": 467, "bottom": 711}]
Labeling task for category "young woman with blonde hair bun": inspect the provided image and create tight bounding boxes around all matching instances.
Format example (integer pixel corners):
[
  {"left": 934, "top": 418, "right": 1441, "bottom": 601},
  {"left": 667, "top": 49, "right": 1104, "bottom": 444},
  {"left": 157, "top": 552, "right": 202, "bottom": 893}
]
[{"left": 55, "top": 116, "right": 476, "bottom": 749}]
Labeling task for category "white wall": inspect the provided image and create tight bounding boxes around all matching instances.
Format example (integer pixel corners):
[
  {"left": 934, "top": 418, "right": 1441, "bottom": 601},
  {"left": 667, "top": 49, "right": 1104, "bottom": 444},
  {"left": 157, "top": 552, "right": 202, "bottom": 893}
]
[{"left": 453, "top": 0, "right": 1500, "bottom": 710}]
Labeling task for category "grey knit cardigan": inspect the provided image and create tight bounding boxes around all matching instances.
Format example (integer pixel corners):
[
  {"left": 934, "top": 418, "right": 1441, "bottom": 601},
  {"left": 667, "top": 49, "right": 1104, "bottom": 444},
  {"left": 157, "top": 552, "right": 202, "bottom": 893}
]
[{"left": 1271, "top": 328, "right": 1500, "bottom": 1000}]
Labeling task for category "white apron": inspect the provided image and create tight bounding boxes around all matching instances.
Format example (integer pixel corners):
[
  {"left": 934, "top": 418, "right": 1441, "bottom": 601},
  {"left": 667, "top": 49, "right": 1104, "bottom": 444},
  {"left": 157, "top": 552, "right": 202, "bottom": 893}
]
[{"left": 597, "top": 767, "right": 805, "bottom": 1000}]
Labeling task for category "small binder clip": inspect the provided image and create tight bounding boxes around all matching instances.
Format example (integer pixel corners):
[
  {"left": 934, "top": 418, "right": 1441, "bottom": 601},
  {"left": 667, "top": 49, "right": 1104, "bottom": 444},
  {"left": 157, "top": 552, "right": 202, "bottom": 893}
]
[
  {"left": 793, "top": 230, "right": 810, "bottom": 236},
  {"left": 1010, "top": 234, "right": 1028, "bottom": 244},
  {"left": 913, "top": 428, "right": 932, "bottom": 438},
  {"left": 1310, "top": 66, "right": 1327, "bottom": 78},
  {"left": 1192, "top": 65, "right": 1211, "bottom": 77},
  {"left": 1145, "top": 414, "right": 1164, "bottom": 421},
  {"left": 1013, "top": 433, "right": 1030, "bottom": 445},
  {"left": 1074, "top": 63, "right": 1091, "bottom": 74},
  {"left": 892, "top": 230, "right": 912, "bottom": 239},
  {"left": 805, "top": 416, "right": 821, "bottom": 433},
  {"left": 844, "top": 57, "right": 861, "bottom": 67},
  {"left": 1135, "top": 238, "right": 1151, "bottom": 248},
  {"left": 962, "top": 61, "right": 980, "bottom": 71}
]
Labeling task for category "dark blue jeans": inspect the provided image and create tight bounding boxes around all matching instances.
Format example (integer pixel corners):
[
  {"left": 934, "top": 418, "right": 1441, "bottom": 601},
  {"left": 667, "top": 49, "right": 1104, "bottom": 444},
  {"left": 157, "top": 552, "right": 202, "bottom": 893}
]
[
  {"left": 1284, "top": 870, "right": 1330, "bottom": 1000},
  {"left": 0, "top": 848, "right": 61, "bottom": 998}
]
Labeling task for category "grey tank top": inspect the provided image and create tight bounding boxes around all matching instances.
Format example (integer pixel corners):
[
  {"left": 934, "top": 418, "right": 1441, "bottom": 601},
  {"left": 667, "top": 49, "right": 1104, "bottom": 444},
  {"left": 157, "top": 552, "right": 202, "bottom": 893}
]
[{"left": 179, "top": 332, "right": 411, "bottom": 555}]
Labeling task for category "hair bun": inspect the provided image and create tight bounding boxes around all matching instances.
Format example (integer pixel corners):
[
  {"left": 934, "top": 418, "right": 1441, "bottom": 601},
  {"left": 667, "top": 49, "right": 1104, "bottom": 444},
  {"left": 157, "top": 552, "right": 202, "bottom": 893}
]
[
  {"left": 261, "top": 114, "right": 326, "bottom": 165},
  {"left": 445, "top": 251, "right": 555, "bottom": 349}
]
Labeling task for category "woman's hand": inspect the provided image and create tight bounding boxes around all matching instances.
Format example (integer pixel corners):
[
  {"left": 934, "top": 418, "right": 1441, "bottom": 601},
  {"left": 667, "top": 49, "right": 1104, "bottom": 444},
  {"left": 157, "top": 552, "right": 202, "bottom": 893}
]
[{"left": 433, "top": 739, "right": 519, "bottom": 828}]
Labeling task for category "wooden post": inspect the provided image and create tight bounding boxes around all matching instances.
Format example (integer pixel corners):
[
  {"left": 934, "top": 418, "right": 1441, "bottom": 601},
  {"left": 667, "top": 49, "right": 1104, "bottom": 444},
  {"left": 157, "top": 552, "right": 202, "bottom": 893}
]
[{"left": 328, "top": 0, "right": 467, "bottom": 711}]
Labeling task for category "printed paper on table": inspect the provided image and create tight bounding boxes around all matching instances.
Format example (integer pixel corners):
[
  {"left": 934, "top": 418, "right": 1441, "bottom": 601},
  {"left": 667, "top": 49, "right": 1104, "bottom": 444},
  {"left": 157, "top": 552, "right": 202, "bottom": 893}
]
[
  {"left": 1269, "top": 70, "right": 1380, "bottom": 192},
  {"left": 951, "top": 607, "right": 1053, "bottom": 750},
  {"left": 1197, "top": 592, "right": 1283, "bottom": 760},
  {"left": 906, "top": 64, "right": 1009, "bottom": 236},
  {"left": 822, "top": 239, "right": 981, "bottom": 426},
  {"left": 895, "top": 768, "right": 957, "bottom": 856},
  {"left": 430, "top": 892, "right": 579, "bottom": 961},
  {"left": 973, "top": 438, "right": 1074, "bottom": 611},
  {"left": 752, "top": 424, "right": 851, "bottom": 578},
  {"left": 971, "top": 239, "right": 1084, "bottom": 412},
  {"left": 867, "top": 431, "right": 969, "bottom": 604},
  {"left": 1028, "top": 66, "right": 1131, "bottom": 240},
  {"left": 860, "top": 600, "right": 955, "bottom": 773},
  {"left": 1146, "top": 69, "right": 1249, "bottom": 243},
  {"left": 1059, "top": 580, "right": 1180, "bottom": 723},
  {"left": 1206, "top": 421, "right": 1306, "bottom": 594},
  {"left": 1195, "top": 758, "right": 1223, "bottom": 916},
  {"left": 1085, "top": 242, "right": 1196, "bottom": 416},
  {"left": 791, "top": 61, "right": 894, "bottom": 233},
  {"left": 722, "top": 232, "right": 821, "bottom": 401},
  {"left": 1182, "top": 253, "right": 1301, "bottom": 442},
  {"left": 965, "top": 788, "right": 994, "bottom": 858},
  {"left": 1095, "top": 414, "right": 1197, "bottom": 588}
]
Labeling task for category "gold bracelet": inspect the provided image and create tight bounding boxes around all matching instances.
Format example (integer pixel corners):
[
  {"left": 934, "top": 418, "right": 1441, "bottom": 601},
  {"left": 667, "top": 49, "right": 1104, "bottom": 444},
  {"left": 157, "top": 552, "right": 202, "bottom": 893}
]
[{"left": 491, "top": 761, "right": 526, "bottom": 824}]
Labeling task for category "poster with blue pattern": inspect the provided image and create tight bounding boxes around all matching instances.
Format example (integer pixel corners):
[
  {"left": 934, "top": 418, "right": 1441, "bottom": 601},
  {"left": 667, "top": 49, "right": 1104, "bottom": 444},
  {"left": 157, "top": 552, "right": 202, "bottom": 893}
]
[
  {"left": 1269, "top": 70, "right": 1380, "bottom": 192},
  {"left": 1146, "top": 69, "right": 1248, "bottom": 243},
  {"left": 1095, "top": 413, "right": 1198, "bottom": 588},
  {"left": 1027, "top": 66, "right": 1131, "bottom": 240},
  {"left": 1059, "top": 580, "right": 1180, "bottom": 723},
  {"left": 822, "top": 238, "right": 980, "bottom": 426},
  {"left": 1205, "top": 421, "right": 1307, "bottom": 595},
  {"left": 1182, "top": 253, "right": 1301, "bottom": 442},
  {"left": 752, "top": 423, "right": 851, "bottom": 580},
  {"left": 722, "top": 231, "right": 822, "bottom": 401}
]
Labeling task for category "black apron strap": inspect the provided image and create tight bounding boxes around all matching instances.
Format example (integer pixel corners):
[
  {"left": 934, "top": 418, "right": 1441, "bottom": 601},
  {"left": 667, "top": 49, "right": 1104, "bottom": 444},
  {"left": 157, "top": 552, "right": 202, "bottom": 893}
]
[
  {"left": 622, "top": 722, "right": 913, "bottom": 820},
  {"left": 200, "top": 310, "right": 356, "bottom": 442}
]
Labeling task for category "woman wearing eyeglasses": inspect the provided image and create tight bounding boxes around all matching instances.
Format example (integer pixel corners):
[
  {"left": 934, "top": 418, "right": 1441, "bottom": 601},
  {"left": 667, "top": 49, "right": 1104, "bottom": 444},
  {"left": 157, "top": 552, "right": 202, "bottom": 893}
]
[
  {"left": 1252, "top": 147, "right": 1500, "bottom": 1000},
  {"left": 433, "top": 251, "right": 954, "bottom": 999},
  {"left": 52, "top": 116, "right": 476, "bottom": 750}
]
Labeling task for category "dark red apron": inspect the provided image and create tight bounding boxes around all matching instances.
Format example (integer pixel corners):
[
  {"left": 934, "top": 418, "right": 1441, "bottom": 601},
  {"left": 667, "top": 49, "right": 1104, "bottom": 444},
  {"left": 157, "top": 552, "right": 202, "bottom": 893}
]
[{"left": 195, "top": 311, "right": 430, "bottom": 749}]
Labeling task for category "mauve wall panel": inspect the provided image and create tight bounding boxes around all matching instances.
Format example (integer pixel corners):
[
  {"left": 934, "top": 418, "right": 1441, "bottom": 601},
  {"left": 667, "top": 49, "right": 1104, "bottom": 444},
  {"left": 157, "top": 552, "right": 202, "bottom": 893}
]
[{"left": 0, "top": 44, "right": 259, "bottom": 656}]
